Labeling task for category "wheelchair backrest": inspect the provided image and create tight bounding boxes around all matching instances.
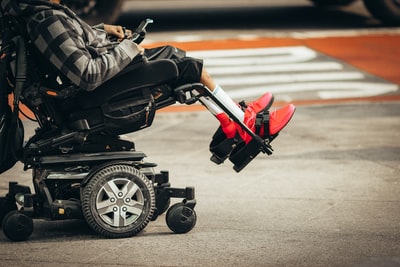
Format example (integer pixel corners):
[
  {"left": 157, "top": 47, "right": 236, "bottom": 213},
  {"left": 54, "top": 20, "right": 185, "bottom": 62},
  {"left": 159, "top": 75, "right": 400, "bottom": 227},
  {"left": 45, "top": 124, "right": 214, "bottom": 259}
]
[
  {"left": 0, "top": 14, "right": 64, "bottom": 125},
  {"left": 0, "top": 15, "right": 26, "bottom": 174}
]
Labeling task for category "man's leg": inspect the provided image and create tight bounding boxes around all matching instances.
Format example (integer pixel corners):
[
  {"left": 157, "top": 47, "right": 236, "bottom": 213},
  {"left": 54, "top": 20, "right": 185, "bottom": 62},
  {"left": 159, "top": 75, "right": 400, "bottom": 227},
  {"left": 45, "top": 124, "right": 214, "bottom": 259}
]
[
  {"left": 199, "top": 68, "right": 295, "bottom": 141},
  {"left": 200, "top": 68, "right": 245, "bottom": 121}
]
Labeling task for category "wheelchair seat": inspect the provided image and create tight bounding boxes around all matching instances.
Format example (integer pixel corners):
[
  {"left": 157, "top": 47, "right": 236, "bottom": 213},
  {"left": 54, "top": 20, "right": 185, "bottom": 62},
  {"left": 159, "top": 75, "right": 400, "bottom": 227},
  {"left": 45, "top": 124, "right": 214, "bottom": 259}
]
[
  {"left": 78, "top": 58, "right": 178, "bottom": 109},
  {"left": 66, "top": 59, "right": 179, "bottom": 136}
]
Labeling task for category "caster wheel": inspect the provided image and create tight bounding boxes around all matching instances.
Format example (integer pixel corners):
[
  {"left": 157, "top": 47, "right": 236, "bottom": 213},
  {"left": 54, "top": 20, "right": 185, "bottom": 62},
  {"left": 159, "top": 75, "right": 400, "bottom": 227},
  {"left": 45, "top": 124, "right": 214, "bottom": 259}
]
[
  {"left": 2, "top": 211, "right": 34, "bottom": 242},
  {"left": 166, "top": 203, "right": 197, "bottom": 234}
]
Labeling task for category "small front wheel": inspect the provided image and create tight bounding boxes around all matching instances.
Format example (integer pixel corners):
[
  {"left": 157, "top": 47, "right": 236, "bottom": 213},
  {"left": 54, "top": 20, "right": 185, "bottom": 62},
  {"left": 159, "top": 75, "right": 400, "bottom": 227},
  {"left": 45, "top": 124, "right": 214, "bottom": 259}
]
[
  {"left": 166, "top": 203, "right": 197, "bottom": 234},
  {"left": 2, "top": 211, "right": 34, "bottom": 242}
]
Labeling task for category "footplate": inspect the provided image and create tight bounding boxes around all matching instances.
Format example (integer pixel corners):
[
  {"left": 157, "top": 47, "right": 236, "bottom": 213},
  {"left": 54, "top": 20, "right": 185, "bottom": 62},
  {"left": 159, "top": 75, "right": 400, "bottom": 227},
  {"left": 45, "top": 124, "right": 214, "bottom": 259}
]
[
  {"left": 229, "top": 135, "right": 273, "bottom": 172},
  {"left": 209, "top": 126, "right": 274, "bottom": 172}
]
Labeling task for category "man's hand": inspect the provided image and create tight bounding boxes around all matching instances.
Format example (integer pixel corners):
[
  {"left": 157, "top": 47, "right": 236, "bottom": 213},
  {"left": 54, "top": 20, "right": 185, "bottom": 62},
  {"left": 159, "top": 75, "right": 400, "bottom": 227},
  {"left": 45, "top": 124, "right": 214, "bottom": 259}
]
[
  {"left": 104, "top": 24, "right": 144, "bottom": 54},
  {"left": 104, "top": 24, "right": 132, "bottom": 41}
]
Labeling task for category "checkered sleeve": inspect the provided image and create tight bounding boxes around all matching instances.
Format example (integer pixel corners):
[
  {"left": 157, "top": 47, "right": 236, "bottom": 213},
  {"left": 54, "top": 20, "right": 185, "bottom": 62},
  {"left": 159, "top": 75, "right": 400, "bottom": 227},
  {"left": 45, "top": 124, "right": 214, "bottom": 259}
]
[{"left": 28, "top": 13, "right": 142, "bottom": 91}]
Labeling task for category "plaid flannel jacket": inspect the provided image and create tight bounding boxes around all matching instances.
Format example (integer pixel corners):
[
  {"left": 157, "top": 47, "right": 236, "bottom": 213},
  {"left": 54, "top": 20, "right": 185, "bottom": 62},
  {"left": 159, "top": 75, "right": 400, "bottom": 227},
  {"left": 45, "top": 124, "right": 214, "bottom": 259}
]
[{"left": 1, "top": 0, "right": 141, "bottom": 91}]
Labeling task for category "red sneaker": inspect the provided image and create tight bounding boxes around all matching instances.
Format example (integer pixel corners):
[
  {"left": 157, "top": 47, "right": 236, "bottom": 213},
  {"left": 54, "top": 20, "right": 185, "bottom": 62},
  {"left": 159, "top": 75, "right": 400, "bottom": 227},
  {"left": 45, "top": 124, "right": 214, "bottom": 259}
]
[
  {"left": 268, "top": 104, "right": 296, "bottom": 136},
  {"left": 240, "top": 104, "right": 296, "bottom": 143},
  {"left": 245, "top": 92, "right": 274, "bottom": 113},
  {"left": 216, "top": 92, "right": 274, "bottom": 139}
]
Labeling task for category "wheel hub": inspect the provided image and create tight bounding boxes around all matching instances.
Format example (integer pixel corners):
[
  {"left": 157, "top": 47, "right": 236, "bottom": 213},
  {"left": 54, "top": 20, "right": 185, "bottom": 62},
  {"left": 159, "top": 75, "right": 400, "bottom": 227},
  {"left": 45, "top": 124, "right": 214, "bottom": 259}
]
[{"left": 96, "top": 178, "right": 145, "bottom": 227}]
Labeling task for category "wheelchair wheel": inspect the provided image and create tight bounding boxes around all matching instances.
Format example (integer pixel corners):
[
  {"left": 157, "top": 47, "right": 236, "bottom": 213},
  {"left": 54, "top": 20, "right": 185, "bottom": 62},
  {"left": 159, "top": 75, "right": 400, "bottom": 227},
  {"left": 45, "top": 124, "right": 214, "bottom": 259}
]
[
  {"left": 81, "top": 164, "right": 155, "bottom": 238},
  {"left": 2, "top": 211, "right": 34, "bottom": 242},
  {"left": 166, "top": 203, "right": 197, "bottom": 234}
]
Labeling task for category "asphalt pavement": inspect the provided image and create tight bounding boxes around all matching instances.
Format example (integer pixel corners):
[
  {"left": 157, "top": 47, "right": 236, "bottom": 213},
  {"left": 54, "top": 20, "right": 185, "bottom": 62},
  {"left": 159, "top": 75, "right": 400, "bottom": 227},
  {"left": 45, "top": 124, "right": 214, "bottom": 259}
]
[{"left": 0, "top": 100, "right": 399, "bottom": 267}]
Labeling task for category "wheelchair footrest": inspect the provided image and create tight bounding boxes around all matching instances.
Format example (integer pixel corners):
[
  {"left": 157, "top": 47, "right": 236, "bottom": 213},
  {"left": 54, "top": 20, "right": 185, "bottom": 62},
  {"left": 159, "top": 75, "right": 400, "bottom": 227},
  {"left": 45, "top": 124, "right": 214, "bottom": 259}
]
[
  {"left": 229, "top": 136, "right": 268, "bottom": 173},
  {"left": 209, "top": 127, "right": 239, "bottom": 165},
  {"left": 209, "top": 126, "right": 274, "bottom": 172}
]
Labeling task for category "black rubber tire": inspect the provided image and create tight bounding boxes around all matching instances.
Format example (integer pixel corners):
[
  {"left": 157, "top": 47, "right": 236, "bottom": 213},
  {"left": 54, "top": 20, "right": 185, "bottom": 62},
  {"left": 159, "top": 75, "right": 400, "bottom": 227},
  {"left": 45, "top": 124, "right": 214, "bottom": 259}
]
[
  {"left": 166, "top": 203, "right": 197, "bottom": 234},
  {"left": 2, "top": 211, "right": 34, "bottom": 242},
  {"left": 63, "top": 0, "right": 124, "bottom": 24},
  {"left": 363, "top": 0, "right": 400, "bottom": 25},
  {"left": 310, "top": 0, "right": 357, "bottom": 6},
  {"left": 81, "top": 164, "right": 155, "bottom": 238}
]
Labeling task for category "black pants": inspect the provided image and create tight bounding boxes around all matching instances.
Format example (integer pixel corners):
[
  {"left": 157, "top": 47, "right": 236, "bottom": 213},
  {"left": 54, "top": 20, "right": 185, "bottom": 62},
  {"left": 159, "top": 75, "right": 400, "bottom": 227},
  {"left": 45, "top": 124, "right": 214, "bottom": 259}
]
[
  {"left": 108, "top": 45, "right": 204, "bottom": 105},
  {"left": 145, "top": 45, "right": 204, "bottom": 86},
  {"left": 120, "top": 45, "right": 204, "bottom": 88}
]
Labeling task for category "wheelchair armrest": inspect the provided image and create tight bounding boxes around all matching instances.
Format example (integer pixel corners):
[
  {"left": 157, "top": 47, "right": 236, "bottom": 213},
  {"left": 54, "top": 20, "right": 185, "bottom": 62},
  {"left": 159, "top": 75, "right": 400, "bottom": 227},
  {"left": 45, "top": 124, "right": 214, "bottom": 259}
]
[{"left": 174, "top": 83, "right": 207, "bottom": 104}]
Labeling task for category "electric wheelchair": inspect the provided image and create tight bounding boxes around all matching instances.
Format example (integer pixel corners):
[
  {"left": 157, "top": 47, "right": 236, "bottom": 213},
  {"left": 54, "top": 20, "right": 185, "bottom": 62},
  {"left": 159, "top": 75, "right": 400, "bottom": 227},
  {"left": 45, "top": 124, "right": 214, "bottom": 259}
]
[{"left": 0, "top": 16, "right": 276, "bottom": 242}]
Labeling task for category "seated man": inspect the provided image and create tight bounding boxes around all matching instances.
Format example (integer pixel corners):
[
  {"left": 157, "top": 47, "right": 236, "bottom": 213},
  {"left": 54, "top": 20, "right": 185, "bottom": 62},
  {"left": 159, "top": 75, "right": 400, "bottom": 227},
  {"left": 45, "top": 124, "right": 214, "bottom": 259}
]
[{"left": 1, "top": 0, "right": 295, "bottom": 143}]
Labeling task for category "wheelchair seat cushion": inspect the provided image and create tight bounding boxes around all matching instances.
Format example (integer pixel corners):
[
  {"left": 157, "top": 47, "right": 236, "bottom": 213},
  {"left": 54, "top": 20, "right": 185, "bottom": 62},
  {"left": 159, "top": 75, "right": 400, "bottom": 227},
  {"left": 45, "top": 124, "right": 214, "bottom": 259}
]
[
  {"left": 67, "top": 59, "right": 179, "bottom": 136},
  {"left": 78, "top": 59, "right": 179, "bottom": 108}
]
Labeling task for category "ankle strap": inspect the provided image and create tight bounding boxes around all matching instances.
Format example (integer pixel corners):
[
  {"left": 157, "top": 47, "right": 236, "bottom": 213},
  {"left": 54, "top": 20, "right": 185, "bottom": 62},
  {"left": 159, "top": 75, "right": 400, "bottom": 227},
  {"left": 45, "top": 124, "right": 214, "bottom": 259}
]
[{"left": 255, "top": 110, "right": 270, "bottom": 139}]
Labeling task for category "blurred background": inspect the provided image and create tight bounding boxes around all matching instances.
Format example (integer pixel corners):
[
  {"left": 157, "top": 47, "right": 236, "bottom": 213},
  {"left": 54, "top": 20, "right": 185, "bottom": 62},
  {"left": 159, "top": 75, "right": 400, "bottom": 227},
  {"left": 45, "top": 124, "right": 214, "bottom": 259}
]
[{"left": 65, "top": 0, "right": 400, "bottom": 28}]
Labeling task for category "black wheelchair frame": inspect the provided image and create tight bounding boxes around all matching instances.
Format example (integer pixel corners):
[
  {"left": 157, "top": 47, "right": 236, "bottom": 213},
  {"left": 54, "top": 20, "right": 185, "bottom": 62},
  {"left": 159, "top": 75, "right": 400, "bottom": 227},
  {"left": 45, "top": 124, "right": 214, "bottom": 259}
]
[{"left": 0, "top": 16, "right": 275, "bottom": 241}]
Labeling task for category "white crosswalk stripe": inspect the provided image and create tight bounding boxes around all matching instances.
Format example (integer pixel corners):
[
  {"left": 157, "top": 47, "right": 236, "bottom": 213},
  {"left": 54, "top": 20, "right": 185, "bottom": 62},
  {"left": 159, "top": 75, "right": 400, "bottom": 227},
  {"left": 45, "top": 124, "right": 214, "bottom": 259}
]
[{"left": 188, "top": 46, "right": 399, "bottom": 101}]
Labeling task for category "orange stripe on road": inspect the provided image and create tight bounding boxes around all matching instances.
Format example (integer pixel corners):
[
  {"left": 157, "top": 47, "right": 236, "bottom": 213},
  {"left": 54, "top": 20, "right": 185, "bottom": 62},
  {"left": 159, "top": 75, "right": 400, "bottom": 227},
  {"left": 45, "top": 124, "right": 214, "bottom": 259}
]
[
  {"left": 147, "top": 38, "right": 300, "bottom": 51},
  {"left": 304, "top": 35, "right": 400, "bottom": 86}
]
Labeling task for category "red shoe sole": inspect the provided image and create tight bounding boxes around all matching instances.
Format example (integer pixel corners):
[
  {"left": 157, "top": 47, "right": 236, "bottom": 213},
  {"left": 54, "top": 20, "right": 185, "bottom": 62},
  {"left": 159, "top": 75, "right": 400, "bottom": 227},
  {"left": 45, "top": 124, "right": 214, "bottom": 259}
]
[{"left": 269, "top": 104, "right": 296, "bottom": 136}]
